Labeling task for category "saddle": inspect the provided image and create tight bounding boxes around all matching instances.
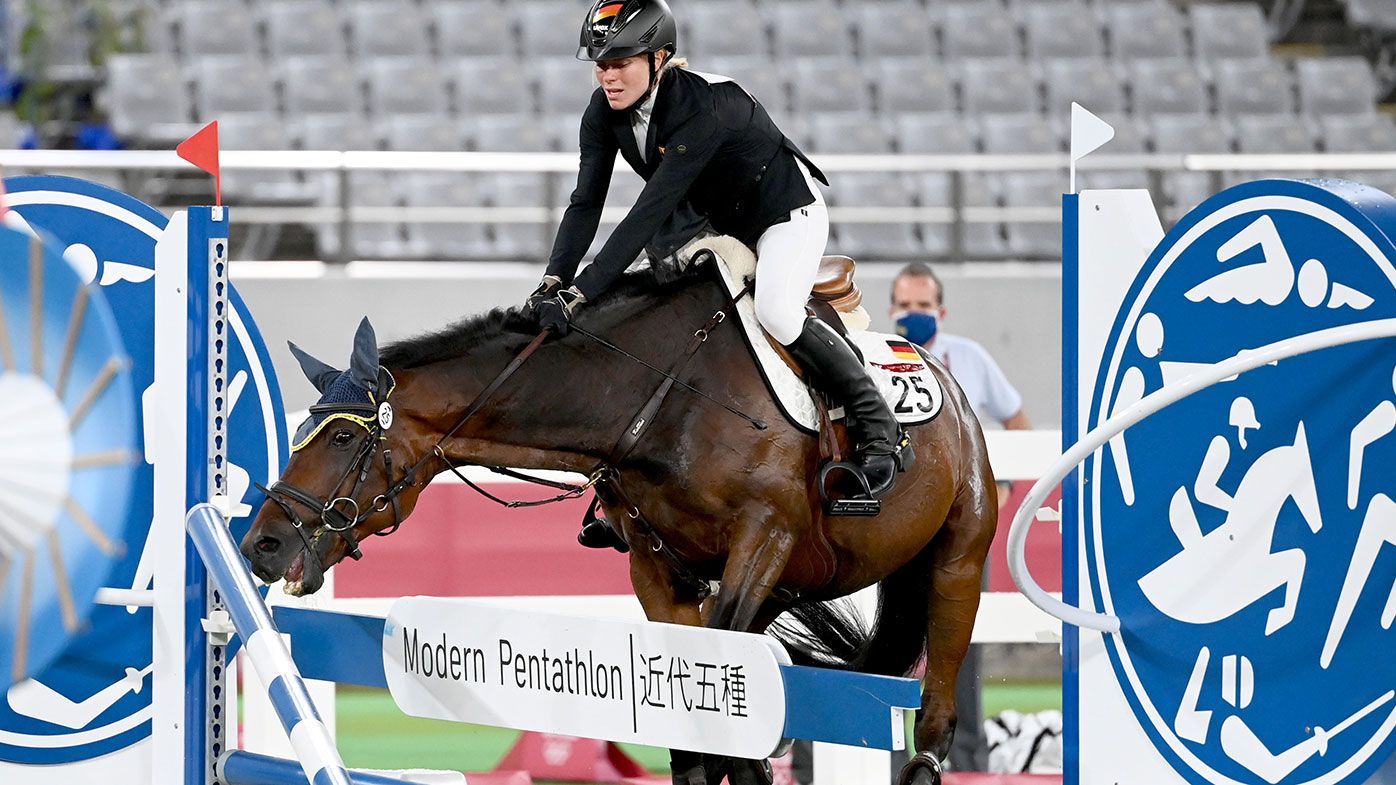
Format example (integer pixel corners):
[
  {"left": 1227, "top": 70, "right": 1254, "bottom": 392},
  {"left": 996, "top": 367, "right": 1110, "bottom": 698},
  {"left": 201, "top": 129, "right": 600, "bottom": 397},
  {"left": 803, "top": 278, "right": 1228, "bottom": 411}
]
[
  {"left": 811, "top": 255, "right": 863, "bottom": 313},
  {"left": 807, "top": 255, "right": 868, "bottom": 335}
]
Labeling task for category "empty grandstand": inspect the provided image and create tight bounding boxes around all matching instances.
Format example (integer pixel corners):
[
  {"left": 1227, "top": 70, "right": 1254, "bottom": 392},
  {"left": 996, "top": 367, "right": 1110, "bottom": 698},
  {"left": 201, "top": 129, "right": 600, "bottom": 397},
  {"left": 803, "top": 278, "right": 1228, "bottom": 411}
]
[{"left": 2, "top": 0, "right": 1394, "bottom": 262}]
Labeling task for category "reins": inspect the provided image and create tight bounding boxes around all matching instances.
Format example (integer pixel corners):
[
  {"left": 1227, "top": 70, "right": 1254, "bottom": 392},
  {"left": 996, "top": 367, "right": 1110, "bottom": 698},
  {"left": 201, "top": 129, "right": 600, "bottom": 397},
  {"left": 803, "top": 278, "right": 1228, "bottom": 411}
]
[
  {"left": 265, "top": 299, "right": 762, "bottom": 580},
  {"left": 256, "top": 331, "right": 551, "bottom": 558},
  {"left": 570, "top": 321, "right": 768, "bottom": 432}
]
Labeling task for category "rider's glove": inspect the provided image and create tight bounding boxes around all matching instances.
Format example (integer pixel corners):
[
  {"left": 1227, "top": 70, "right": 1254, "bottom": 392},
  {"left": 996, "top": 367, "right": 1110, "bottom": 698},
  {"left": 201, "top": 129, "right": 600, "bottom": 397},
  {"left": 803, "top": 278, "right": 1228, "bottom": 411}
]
[
  {"left": 536, "top": 286, "right": 587, "bottom": 336},
  {"left": 524, "top": 274, "right": 563, "bottom": 315}
]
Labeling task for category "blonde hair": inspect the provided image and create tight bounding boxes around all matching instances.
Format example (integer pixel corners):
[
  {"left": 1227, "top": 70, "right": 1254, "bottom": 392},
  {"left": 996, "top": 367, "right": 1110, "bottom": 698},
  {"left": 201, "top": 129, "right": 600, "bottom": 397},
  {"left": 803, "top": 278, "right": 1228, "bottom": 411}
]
[{"left": 662, "top": 55, "right": 689, "bottom": 71}]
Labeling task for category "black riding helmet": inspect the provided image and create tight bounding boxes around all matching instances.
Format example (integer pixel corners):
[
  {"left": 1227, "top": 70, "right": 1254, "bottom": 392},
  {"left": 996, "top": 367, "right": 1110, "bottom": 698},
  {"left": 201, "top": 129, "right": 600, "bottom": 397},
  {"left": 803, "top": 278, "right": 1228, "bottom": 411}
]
[
  {"left": 577, "top": 0, "right": 677, "bottom": 110},
  {"left": 577, "top": 0, "right": 677, "bottom": 62}
]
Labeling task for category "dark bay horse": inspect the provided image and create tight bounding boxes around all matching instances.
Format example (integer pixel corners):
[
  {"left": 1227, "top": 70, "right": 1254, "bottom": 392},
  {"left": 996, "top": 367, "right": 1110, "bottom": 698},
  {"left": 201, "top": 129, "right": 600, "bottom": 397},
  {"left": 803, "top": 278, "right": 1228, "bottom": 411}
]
[{"left": 241, "top": 265, "right": 997, "bottom": 785}]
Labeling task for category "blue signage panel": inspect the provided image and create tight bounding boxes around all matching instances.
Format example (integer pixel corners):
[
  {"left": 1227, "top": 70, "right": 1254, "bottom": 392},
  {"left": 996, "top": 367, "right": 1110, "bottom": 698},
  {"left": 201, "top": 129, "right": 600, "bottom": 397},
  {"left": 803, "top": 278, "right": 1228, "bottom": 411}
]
[
  {"left": 1084, "top": 179, "right": 1396, "bottom": 784},
  {"left": 0, "top": 176, "right": 287, "bottom": 764},
  {"left": 0, "top": 225, "right": 140, "bottom": 690}
]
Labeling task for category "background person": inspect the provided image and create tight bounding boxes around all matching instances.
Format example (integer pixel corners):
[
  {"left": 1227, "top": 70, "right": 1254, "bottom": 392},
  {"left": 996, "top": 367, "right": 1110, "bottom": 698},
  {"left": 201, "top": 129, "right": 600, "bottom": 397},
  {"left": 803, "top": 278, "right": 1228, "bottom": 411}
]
[{"left": 889, "top": 261, "right": 1034, "bottom": 773}]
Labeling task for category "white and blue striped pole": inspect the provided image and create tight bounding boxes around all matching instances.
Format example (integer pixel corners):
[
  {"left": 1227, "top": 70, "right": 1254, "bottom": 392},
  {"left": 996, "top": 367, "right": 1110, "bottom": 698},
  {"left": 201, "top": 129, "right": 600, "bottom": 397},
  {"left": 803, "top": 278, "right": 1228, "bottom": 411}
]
[
  {"left": 217, "top": 751, "right": 425, "bottom": 785},
  {"left": 186, "top": 503, "right": 353, "bottom": 785}
]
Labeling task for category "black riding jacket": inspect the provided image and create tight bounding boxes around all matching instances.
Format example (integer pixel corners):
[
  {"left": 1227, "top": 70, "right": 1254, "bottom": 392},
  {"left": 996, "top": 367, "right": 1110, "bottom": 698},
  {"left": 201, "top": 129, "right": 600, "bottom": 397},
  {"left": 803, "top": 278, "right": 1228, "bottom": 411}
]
[{"left": 545, "top": 66, "right": 829, "bottom": 299}]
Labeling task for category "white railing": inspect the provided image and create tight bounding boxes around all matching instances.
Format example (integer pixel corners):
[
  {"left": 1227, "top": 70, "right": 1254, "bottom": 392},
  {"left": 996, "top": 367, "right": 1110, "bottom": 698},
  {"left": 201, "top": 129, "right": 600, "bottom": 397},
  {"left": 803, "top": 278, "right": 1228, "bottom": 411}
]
[{"left": 4, "top": 149, "right": 1393, "bottom": 263}]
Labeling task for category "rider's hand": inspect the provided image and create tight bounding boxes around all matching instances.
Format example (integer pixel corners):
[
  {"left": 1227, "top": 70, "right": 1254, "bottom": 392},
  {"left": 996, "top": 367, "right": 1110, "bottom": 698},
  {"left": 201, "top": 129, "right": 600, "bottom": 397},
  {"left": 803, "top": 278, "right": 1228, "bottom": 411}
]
[
  {"left": 537, "top": 286, "right": 587, "bottom": 336},
  {"left": 524, "top": 275, "right": 563, "bottom": 315}
]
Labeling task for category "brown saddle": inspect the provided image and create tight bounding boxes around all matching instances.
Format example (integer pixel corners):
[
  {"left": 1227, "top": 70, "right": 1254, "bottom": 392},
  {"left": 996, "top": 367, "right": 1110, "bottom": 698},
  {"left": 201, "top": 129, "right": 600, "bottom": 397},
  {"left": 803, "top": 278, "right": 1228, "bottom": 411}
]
[{"left": 810, "top": 255, "right": 863, "bottom": 314}]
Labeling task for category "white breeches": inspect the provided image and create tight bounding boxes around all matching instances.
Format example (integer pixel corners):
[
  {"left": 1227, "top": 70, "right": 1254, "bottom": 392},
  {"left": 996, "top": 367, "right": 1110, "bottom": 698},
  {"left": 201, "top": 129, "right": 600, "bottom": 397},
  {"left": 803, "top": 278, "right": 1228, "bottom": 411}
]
[{"left": 754, "top": 161, "right": 829, "bottom": 346}]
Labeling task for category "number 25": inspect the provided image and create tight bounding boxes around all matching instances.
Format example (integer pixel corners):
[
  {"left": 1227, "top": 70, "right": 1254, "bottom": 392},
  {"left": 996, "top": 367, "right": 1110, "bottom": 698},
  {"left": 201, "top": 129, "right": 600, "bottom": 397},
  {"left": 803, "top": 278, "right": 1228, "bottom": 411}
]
[{"left": 892, "top": 375, "right": 935, "bottom": 414}]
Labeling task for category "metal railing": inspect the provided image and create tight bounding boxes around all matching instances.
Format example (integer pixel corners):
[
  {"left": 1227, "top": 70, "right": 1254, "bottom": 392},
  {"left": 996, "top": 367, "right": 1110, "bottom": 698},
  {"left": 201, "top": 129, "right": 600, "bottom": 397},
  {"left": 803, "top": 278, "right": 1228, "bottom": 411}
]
[{"left": 2, "top": 149, "right": 1394, "bottom": 264}]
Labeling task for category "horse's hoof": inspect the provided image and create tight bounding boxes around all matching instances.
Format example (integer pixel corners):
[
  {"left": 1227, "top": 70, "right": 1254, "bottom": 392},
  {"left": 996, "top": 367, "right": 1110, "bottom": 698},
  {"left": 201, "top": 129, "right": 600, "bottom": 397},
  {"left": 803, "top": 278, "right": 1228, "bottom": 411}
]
[
  {"left": 896, "top": 752, "right": 944, "bottom": 785},
  {"left": 671, "top": 764, "right": 706, "bottom": 785}
]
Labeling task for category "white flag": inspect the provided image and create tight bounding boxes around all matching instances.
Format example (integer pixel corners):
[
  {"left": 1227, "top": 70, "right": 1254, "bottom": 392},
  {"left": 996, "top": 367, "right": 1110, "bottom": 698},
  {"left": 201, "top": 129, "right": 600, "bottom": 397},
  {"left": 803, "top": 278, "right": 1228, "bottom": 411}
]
[{"left": 1070, "top": 102, "right": 1115, "bottom": 162}]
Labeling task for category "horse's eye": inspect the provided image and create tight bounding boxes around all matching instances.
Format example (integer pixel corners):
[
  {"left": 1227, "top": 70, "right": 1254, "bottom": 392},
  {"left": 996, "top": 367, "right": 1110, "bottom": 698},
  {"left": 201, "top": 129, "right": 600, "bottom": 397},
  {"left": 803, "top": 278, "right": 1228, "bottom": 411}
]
[{"left": 331, "top": 430, "right": 355, "bottom": 447}]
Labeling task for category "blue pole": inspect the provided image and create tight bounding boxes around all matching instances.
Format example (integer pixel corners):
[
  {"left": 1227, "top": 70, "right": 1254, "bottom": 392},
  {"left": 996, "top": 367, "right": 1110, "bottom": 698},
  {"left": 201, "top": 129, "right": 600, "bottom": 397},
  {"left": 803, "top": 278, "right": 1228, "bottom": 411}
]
[
  {"left": 185, "top": 205, "right": 219, "bottom": 785},
  {"left": 186, "top": 504, "right": 354, "bottom": 785}
]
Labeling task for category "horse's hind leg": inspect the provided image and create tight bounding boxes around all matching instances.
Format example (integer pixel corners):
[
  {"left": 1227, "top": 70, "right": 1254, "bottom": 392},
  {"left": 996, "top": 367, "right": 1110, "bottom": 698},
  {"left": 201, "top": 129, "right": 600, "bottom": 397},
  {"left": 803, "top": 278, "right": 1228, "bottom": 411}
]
[{"left": 900, "top": 484, "right": 996, "bottom": 785}]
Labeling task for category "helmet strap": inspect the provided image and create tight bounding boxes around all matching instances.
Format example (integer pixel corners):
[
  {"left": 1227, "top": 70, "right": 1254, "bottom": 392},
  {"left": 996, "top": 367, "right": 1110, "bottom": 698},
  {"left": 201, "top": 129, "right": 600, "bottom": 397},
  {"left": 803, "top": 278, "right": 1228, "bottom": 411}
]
[{"left": 622, "top": 51, "right": 662, "bottom": 112}]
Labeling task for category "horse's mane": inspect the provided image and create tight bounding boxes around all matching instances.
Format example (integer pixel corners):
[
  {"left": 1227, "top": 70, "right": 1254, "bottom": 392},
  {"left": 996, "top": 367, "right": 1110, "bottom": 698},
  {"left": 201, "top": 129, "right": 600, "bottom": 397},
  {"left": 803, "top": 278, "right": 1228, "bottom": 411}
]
[{"left": 379, "top": 264, "right": 710, "bottom": 370}]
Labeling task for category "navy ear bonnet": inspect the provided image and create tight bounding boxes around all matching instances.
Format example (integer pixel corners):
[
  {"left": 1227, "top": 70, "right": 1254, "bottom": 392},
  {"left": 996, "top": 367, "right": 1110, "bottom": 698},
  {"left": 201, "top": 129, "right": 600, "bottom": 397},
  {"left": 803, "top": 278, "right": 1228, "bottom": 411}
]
[{"left": 288, "top": 318, "right": 395, "bottom": 451}]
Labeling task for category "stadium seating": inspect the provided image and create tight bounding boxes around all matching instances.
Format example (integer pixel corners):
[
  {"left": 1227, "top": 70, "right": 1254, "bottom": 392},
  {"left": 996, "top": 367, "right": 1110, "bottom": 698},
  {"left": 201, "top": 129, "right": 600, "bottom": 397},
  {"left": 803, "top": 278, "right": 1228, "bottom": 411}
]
[
  {"left": 101, "top": 54, "right": 200, "bottom": 144},
  {"left": 432, "top": 1, "right": 516, "bottom": 60},
  {"left": 69, "top": 0, "right": 1395, "bottom": 261},
  {"left": 1105, "top": 4, "right": 1188, "bottom": 61},
  {"left": 1189, "top": 4, "right": 1271, "bottom": 63},
  {"left": 1023, "top": 2, "right": 1105, "bottom": 61},
  {"left": 855, "top": 2, "right": 937, "bottom": 60},
  {"left": 1295, "top": 57, "right": 1380, "bottom": 116},
  {"left": 345, "top": 0, "right": 432, "bottom": 59},
  {"left": 262, "top": 0, "right": 346, "bottom": 60},
  {"left": 0, "top": 110, "right": 21, "bottom": 147}
]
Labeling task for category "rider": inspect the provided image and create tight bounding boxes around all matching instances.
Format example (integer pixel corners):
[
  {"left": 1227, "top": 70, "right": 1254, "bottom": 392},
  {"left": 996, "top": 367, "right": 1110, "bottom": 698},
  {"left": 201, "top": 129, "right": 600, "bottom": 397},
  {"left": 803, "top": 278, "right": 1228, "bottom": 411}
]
[{"left": 527, "top": 0, "right": 913, "bottom": 542}]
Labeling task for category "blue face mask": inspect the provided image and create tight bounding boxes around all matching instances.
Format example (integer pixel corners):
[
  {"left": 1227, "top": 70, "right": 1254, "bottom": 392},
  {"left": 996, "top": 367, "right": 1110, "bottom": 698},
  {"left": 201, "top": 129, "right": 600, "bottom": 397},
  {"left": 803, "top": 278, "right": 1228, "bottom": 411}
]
[{"left": 896, "top": 311, "right": 939, "bottom": 346}]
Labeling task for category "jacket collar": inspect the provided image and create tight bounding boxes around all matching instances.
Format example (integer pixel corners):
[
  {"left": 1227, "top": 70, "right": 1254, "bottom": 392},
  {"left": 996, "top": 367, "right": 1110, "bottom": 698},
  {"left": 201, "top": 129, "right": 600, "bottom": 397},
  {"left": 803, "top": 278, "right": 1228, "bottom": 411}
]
[{"left": 611, "top": 67, "right": 701, "bottom": 173}]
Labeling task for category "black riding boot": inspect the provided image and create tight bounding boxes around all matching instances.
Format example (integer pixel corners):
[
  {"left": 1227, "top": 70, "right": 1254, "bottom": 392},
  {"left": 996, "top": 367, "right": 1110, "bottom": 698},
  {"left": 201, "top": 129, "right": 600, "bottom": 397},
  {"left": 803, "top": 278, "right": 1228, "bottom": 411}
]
[
  {"left": 578, "top": 496, "right": 630, "bottom": 552},
  {"left": 785, "top": 317, "right": 913, "bottom": 500},
  {"left": 578, "top": 517, "right": 629, "bottom": 552}
]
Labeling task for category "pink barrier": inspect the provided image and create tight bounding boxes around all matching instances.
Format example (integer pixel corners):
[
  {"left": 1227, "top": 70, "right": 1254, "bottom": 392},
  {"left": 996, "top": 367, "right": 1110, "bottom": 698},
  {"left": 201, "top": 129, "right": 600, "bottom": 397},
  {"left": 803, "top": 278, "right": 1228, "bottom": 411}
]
[
  {"left": 496, "top": 734, "right": 647, "bottom": 783},
  {"left": 466, "top": 772, "right": 534, "bottom": 785}
]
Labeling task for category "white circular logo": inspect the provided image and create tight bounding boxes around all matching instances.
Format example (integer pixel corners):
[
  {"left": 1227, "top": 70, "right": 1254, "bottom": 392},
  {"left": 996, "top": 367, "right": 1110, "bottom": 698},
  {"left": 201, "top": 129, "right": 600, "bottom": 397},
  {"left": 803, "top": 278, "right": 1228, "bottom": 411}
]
[
  {"left": 378, "top": 401, "right": 394, "bottom": 430},
  {"left": 1086, "top": 184, "right": 1396, "bottom": 785}
]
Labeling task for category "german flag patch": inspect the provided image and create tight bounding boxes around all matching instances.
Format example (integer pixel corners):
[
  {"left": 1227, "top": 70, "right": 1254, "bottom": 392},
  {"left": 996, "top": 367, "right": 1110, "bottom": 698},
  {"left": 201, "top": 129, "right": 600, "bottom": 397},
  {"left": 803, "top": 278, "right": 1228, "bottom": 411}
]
[
  {"left": 886, "top": 339, "right": 921, "bottom": 362},
  {"left": 592, "top": 2, "right": 625, "bottom": 24}
]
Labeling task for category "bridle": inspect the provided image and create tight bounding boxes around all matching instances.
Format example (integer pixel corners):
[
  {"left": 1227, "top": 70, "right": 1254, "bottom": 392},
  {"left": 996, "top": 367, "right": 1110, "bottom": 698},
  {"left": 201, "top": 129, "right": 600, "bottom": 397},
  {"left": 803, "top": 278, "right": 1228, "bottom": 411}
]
[
  {"left": 255, "top": 397, "right": 409, "bottom": 563},
  {"left": 254, "top": 331, "right": 553, "bottom": 563}
]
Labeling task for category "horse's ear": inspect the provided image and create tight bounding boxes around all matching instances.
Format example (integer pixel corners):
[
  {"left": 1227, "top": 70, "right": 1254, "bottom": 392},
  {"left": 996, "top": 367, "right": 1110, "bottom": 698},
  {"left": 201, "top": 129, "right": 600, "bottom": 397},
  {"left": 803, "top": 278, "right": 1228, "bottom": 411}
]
[
  {"left": 288, "top": 342, "right": 341, "bottom": 393},
  {"left": 349, "top": 317, "right": 380, "bottom": 391}
]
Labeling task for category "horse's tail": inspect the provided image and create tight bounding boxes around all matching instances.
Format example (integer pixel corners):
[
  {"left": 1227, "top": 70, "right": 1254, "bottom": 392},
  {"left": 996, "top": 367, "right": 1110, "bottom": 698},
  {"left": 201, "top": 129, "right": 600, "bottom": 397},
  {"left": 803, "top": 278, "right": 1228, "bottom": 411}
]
[{"left": 770, "top": 581, "right": 929, "bottom": 678}]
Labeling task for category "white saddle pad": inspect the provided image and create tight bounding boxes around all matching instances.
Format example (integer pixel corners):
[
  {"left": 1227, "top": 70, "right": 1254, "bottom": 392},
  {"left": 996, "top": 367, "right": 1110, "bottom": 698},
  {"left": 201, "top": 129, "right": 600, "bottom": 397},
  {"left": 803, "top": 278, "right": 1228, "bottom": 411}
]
[{"left": 688, "top": 237, "right": 945, "bottom": 433}]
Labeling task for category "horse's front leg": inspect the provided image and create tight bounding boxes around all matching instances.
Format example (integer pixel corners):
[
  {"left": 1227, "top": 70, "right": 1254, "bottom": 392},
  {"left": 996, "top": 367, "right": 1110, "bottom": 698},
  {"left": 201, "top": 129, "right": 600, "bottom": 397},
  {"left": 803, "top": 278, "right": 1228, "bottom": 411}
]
[
  {"left": 706, "top": 523, "right": 796, "bottom": 632},
  {"left": 702, "top": 520, "right": 798, "bottom": 785},
  {"left": 627, "top": 540, "right": 711, "bottom": 785}
]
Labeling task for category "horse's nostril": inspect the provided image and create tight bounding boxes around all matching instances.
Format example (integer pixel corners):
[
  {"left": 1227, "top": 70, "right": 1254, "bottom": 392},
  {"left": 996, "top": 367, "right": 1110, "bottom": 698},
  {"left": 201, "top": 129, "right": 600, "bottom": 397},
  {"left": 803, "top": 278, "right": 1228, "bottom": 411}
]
[{"left": 255, "top": 537, "right": 281, "bottom": 555}]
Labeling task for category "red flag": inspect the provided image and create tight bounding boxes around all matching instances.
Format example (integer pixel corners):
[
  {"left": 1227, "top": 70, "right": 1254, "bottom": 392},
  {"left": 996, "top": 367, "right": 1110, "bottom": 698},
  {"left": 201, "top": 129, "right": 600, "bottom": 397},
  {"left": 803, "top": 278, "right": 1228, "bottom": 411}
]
[{"left": 177, "top": 120, "right": 221, "bottom": 206}]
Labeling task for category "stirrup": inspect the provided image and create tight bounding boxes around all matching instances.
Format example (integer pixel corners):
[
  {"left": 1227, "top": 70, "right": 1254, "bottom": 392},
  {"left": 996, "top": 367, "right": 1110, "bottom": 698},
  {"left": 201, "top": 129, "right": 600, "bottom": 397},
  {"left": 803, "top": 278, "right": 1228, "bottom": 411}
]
[
  {"left": 818, "top": 461, "right": 883, "bottom": 516},
  {"left": 817, "top": 433, "right": 913, "bottom": 517}
]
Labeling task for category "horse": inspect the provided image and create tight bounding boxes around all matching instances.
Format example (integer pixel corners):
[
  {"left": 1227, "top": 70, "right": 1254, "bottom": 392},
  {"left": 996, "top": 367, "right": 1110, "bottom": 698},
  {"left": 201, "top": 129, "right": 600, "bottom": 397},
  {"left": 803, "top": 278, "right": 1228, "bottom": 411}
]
[{"left": 240, "top": 258, "right": 998, "bottom": 785}]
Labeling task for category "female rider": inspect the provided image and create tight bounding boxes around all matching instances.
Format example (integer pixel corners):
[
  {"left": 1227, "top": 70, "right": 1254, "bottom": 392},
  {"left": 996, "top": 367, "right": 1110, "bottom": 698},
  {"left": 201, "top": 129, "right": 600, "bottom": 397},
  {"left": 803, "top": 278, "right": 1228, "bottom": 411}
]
[{"left": 528, "top": 0, "right": 912, "bottom": 536}]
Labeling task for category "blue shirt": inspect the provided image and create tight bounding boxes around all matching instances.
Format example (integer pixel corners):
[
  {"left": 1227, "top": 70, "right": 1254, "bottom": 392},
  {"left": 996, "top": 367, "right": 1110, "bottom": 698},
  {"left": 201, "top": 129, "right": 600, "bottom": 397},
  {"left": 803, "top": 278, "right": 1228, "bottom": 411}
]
[{"left": 926, "top": 332, "right": 1023, "bottom": 425}]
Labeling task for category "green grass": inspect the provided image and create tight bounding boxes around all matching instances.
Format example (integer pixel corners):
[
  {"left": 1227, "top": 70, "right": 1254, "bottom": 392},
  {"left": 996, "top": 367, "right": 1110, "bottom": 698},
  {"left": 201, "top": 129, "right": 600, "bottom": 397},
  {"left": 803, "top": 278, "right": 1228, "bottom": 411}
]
[
  {"left": 333, "top": 680, "right": 1062, "bottom": 780},
  {"left": 982, "top": 680, "right": 1062, "bottom": 717}
]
